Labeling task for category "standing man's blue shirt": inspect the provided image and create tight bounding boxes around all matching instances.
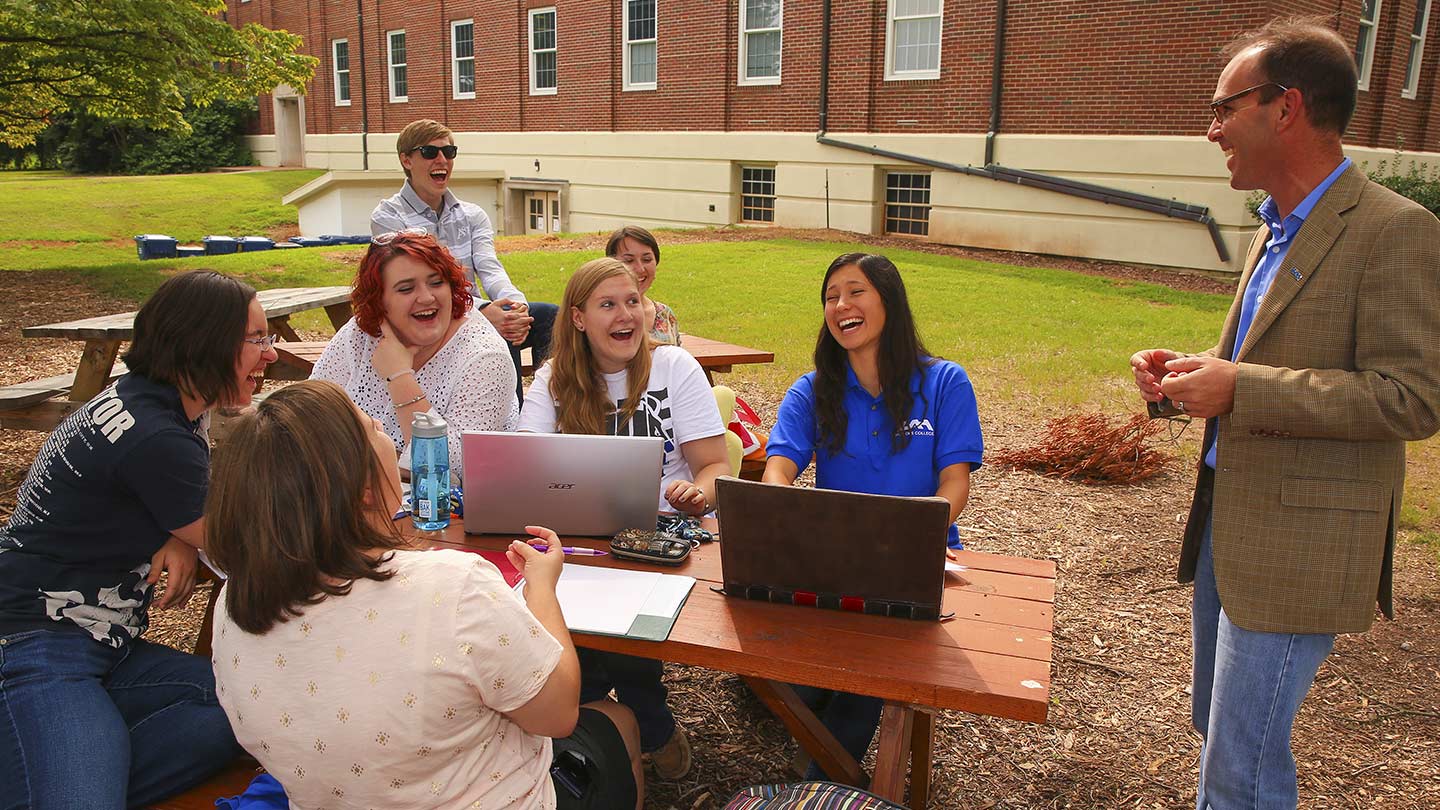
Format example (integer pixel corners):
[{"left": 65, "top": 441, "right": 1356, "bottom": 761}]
[
  {"left": 767, "top": 359, "right": 984, "bottom": 548},
  {"left": 1205, "top": 157, "right": 1351, "bottom": 470}
]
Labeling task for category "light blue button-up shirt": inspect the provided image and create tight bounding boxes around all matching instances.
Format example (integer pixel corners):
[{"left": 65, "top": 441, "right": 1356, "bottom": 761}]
[{"left": 1204, "top": 158, "right": 1351, "bottom": 469}]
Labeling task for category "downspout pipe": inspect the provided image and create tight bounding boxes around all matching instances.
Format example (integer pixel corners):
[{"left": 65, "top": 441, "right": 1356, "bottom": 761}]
[
  {"left": 984, "top": 0, "right": 1007, "bottom": 167},
  {"left": 357, "top": 0, "right": 370, "bottom": 170},
  {"left": 819, "top": 0, "right": 830, "bottom": 134},
  {"left": 815, "top": 135, "right": 1231, "bottom": 263}
]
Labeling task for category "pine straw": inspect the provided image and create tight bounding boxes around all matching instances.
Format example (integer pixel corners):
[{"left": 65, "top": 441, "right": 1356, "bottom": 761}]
[
  {"left": 3, "top": 267, "right": 1437, "bottom": 809},
  {"left": 990, "top": 413, "right": 1173, "bottom": 485}
]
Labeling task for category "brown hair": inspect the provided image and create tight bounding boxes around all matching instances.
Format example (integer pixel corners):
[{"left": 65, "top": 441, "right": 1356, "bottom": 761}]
[
  {"left": 395, "top": 119, "right": 453, "bottom": 178},
  {"left": 604, "top": 225, "right": 661, "bottom": 264},
  {"left": 1223, "top": 16, "right": 1357, "bottom": 135},
  {"left": 546, "top": 258, "right": 654, "bottom": 435},
  {"left": 122, "top": 270, "right": 256, "bottom": 408},
  {"left": 205, "top": 380, "right": 409, "bottom": 634}
]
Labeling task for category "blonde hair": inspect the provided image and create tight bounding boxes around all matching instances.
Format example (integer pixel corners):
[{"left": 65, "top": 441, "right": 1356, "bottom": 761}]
[
  {"left": 395, "top": 120, "right": 453, "bottom": 179},
  {"left": 548, "top": 258, "right": 654, "bottom": 435}
]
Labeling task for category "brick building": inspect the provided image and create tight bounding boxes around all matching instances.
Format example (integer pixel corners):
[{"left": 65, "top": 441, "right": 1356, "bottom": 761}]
[{"left": 230, "top": 0, "right": 1439, "bottom": 274}]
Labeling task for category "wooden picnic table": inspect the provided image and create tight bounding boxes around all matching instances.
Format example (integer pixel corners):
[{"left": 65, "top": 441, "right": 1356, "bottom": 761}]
[
  {"left": 166, "top": 515, "right": 1053, "bottom": 809},
  {"left": 267, "top": 332, "right": 776, "bottom": 383},
  {"left": 3, "top": 287, "right": 352, "bottom": 432}
]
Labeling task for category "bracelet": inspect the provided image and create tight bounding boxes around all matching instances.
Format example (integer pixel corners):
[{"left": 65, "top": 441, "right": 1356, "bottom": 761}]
[
  {"left": 394, "top": 392, "right": 426, "bottom": 408},
  {"left": 385, "top": 368, "right": 415, "bottom": 383}
]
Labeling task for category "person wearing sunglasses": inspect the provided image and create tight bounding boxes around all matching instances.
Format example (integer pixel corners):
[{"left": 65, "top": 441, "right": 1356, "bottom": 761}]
[
  {"left": 311, "top": 229, "right": 518, "bottom": 480},
  {"left": 1130, "top": 18, "right": 1440, "bottom": 809},
  {"left": 0, "top": 270, "right": 275, "bottom": 807},
  {"left": 372, "top": 119, "right": 559, "bottom": 401}
]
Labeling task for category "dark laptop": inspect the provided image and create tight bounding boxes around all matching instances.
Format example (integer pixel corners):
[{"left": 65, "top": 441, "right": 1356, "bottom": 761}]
[{"left": 713, "top": 476, "right": 950, "bottom": 621}]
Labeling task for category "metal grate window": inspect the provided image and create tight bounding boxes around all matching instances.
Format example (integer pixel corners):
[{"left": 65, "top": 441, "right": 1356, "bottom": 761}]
[
  {"left": 740, "top": 166, "right": 776, "bottom": 223},
  {"left": 884, "top": 172, "right": 931, "bottom": 236}
]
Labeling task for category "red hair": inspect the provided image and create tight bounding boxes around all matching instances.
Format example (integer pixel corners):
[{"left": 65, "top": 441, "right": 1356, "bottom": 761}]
[{"left": 352, "top": 232, "right": 473, "bottom": 337}]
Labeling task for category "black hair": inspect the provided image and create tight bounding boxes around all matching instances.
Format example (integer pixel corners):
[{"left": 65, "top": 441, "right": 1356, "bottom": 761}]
[
  {"left": 604, "top": 225, "right": 661, "bottom": 263},
  {"left": 122, "top": 270, "right": 257, "bottom": 406},
  {"left": 813, "top": 253, "right": 934, "bottom": 455}
]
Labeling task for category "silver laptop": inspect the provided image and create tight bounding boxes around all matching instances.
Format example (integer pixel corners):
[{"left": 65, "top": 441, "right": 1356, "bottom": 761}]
[{"left": 461, "top": 431, "right": 665, "bottom": 536}]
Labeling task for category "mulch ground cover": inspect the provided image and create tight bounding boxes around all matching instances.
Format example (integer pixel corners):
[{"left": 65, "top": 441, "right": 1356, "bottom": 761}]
[{"left": 2, "top": 238, "right": 1435, "bottom": 809}]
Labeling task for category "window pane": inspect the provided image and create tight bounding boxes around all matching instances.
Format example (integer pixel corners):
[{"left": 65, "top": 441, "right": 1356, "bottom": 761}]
[
  {"left": 630, "top": 41, "right": 656, "bottom": 84},
  {"left": 1406, "top": 40, "right": 1423, "bottom": 89},
  {"left": 1416, "top": 0, "right": 1431, "bottom": 34},
  {"left": 338, "top": 72, "right": 350, "bottom": 100},
  {"left": 1360, "top": 0, "right": 1378, "bottom": 22},
  {"left": 746, "top": 31, "right": 781, "bottom": 78},
  {"left": 537, "top": 52, "right": 557, "bottom": 88},
  {"left": 394, "top": 67, "right": 407, "bottom": 97},
  {"left": 628, "top": 0, "right": 655, "bottom": 40},
  {"left": 885, "top": 173, "right": 931, "bottom": 236},
  {"left": 746, "top": 0, "right": 781, "bottom": 30},
  {"left": 458, "top": 61, "right": 474, "bottom": 94},
  {"left": 895, "top": 18, "right": 940, "bottom": 72},
  {"left": 454, "top": 23, "right": 473, "bottom": 59},
  {"left": 894, "top": 0, "right": 941, "bottom": 17},
  {"left": 534, "top": 12, "right": 556, "bottom": 50},
  {"left": 335, "top": 42, "right": 348, "bottom": 71},
  {"left": 390, "top": 34, "right": 406, "bottom": 65},
  {"left": 1355, "top": 28, "right": 1371, "bottom": 74}
]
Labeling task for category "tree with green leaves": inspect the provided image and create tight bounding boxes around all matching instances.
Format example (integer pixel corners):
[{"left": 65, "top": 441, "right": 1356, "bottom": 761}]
[{"left": 0, "top": 0, "right": 317, "bottom": 147}]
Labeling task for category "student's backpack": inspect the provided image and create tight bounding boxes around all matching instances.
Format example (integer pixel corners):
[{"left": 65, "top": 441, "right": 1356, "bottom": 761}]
[{"left": 723, "top": 781, "right": 907, "bottom": 810}]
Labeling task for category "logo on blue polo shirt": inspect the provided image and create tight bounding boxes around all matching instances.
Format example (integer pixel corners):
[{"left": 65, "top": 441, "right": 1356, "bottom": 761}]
[{"left": 903, "top": 418, "right": 935, "bottom": 437}]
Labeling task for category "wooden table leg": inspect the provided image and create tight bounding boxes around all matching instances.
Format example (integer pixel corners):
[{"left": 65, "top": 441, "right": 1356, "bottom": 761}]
[
  {"left": 69, "top": 340, "right": 121, "bottom": 402},
  {"left": 871, "top": 702, "right": 915, "bottom": 806},
  {"left": 268, "top": 316, "right": 302, "bottom": 342},
  {"left": 742, "top": 676, "right": 865, "bottom": 788},
  {"left": 324, "top": 301, "right": 353, "bottom": 331},
  {"left": 910, "top": 708, "right": 935, "bottom": 808}
]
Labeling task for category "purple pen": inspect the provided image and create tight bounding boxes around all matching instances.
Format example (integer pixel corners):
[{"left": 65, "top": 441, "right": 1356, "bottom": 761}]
[{"left": 528, "top": 543, "right": 608, "bottom": 556}]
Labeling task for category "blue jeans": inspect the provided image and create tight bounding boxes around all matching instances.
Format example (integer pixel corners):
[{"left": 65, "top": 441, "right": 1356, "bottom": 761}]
[
  {"left": 0, "top": 629, "right": 241, "bottom": 810},
  {"left": 791, "top": 685, "right": 884, "bottom": 781},
  {"left": 577, "top": 648, "right": 676, "bottom": 752},
  {"left": 1192, "top": 519, "right": 1335, "bottom": 810},
  {"left": 510, "top": 302, "right": 558, "bottom": 402}
]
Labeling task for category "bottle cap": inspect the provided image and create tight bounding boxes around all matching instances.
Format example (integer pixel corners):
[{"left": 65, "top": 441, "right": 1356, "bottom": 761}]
[{"left": 411, "top": 411, "right": 448, "bottom": 439}]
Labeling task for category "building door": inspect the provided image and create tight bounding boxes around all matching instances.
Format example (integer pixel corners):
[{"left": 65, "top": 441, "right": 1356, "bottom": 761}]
[
  {"left": 276, "top": 97, "right": 304, "bottom": 167},
  {"left": 524, "top": 191, "right": 559, "bottom": 234}
]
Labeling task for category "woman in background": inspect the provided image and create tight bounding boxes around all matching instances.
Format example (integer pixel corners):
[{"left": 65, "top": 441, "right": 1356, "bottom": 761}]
[
  {"left": 606, "top": 226, "right": 679, "bottom": 346},
  {"left": 207, "top": 380, "right": 642, "bottom": 809},
  {"left": 763, "top": 252, "right": 984, "bottom": 778}
]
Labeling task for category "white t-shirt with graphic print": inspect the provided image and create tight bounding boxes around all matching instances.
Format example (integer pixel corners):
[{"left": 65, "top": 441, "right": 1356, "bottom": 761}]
[{"left": 519, "top": 345, "right": 726, "bottom": 511}]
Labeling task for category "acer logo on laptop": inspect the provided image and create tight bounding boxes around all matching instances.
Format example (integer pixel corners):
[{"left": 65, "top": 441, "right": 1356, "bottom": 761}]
[{"left": 548, "top": 482, "right": 577, "bottom": 490}]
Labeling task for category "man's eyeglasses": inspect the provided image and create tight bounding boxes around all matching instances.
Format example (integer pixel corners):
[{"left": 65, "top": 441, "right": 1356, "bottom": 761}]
[
  {"left": 243, "top": 334, "right": 279, "bottom": 351},
  {"left": 1209, "top": 82, "right": 1289, "bottom": 125},
  {"left": 410, "top": 144, "right": 458, "bottom": 160},
  {"left": 371, "top": 227, "right": 431, "bottom": 246}
]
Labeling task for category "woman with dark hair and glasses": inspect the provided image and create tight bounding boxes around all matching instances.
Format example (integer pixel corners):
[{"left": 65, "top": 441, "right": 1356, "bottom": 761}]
[
  {"left": 762, "top": 252, "right": 984, "bottom": 779},
  {"left": 207, "top": 380, "right": 642, "bottom": 810},
  {"left": 312, "top": 228, "right": 516, "bottom": 478},
  {"left": 0, "top": 269, "right": 271, "bottom": 807},
  {"left": 372, "top": 119, "right": 560, "bottom": 400}
]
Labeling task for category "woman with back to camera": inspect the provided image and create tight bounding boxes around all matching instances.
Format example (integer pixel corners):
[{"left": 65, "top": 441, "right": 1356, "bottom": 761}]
[
  {"left": 0, "top": 269, "right": 269, "bottom": 808},
  {"left": 206, "top": 380, "right": 642, "bottom": 809},
  {"left": 312, "top": 228, "right": 516, "bottom": 478},
  {"left": 519, "top": 257, "right": 731, "bottom": 779},
  {"left": 763, "top": 252, "right": 984, "bottom": 778}
]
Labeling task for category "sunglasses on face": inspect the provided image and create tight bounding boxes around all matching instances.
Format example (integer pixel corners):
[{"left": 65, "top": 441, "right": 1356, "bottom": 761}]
[{"left": 410, "top": 144, "right": 458, "bottom": 160}]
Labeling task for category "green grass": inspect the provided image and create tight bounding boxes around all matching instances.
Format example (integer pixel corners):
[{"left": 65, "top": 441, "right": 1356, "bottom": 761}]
[{"left": 3, "top": 169, "right": 1437, "bottom": 548}]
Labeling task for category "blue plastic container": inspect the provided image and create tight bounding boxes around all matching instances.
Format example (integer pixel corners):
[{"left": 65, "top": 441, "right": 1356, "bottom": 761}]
[
  {"left": 272, "top": 241, "right": 301, "bottom": 250},
  {"left": 203, "top": 236, "right": 239, "bottom": 255},
  {"left": 238, "top": 236, "right": 274, "bottom": 252},
  {"left": 288, "top": 237, "right": 326, "bottom": 248},
  {"left": 134, "top": 235, "right": 178, "bottom": 260}
]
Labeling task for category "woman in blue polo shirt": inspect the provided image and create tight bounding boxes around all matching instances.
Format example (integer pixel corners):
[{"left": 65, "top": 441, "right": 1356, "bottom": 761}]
[{"left": 763, "top": 251, "right": 984, "bottom": 778}]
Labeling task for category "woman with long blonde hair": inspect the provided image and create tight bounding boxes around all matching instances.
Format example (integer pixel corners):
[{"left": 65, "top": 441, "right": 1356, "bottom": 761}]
[{"left": 518, "top": 258, "right": 729, "bottom": 779}]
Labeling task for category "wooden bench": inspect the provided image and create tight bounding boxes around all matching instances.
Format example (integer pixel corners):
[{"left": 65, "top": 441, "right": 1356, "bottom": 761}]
[{"left": 0, "top": 364, "right": 128, "bottom": 431}]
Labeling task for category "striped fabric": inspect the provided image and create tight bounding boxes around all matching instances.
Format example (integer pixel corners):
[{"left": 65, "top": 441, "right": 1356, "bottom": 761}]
[{"left": 723, "top": 781, "right": 905, "bottom": 810}]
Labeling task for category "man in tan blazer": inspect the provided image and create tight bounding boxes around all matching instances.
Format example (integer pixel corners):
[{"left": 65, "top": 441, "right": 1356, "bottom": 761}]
[{"left": 1130, "top": 18, "right": 1440, "bottom": 810}]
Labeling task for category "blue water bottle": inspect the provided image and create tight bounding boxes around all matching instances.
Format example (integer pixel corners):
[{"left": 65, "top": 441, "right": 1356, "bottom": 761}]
[{"left": 410, "top": 412, "right": 450, "bottom": 531}]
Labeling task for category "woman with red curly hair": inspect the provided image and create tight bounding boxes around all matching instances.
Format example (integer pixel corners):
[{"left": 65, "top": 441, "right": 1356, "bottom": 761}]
[{"left": 312, "top": 229, "right": 516, "bottom": 477}]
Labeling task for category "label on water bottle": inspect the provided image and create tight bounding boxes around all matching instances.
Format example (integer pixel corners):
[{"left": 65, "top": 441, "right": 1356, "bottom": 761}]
[{"left": 419, "top": 498, "right": 436, "bottom": 520}]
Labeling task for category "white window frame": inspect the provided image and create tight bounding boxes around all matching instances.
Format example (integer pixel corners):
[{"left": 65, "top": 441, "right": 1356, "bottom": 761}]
[
  {"left": 738, "top": 0, "right": 783, "bottom": 86},
  {"left": 1357, "top": 1, "right": 1382, "bottom": 91},
  {"left": 739, "top": 165, "right": 777, "bottom": 223},
  {"left": 529, "top": 7, "right": 558, "bottom": 96},
  {"left": 451, "top": 19, "right": 476, "bottom": 100},
  {"left": 884, "top": 0, "right": 943, "bottom": 81},
  {"left": 1404, "top": 0, "right": 1432, "bottom": 98},
  {"left": 332, "top": 39, "right": 351, "bottom": 106},
  {"left": 883, "top": 171, "right": 932, "bottom": 237},
  {"left": 623, "top": 0, "right": 657, "bottom": 91},
  {"left": 387, "top": 29, "right": 408, "bottom": 103}
]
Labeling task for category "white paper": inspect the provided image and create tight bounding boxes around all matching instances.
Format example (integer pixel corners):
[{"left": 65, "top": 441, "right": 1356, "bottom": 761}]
[
  {"left": 945, "top": 561, "right": 967, "bottom": 572},
  {"left": 553, "top": 564, "right": 693, "bottom": 636}
]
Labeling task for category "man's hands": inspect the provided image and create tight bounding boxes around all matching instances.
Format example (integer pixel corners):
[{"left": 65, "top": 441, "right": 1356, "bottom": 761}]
[
  {"left": 482, "top": 299, "right": 534, "bottom": 345},
  {"left": 148, "top": 535, "right": 198, "bottom": 610},
  {"left": 371, "top": 321, "right": 419, "bottom": 381},
  {"left": 1130, "top": 349, "right": 1237, "bottom": 419}
]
